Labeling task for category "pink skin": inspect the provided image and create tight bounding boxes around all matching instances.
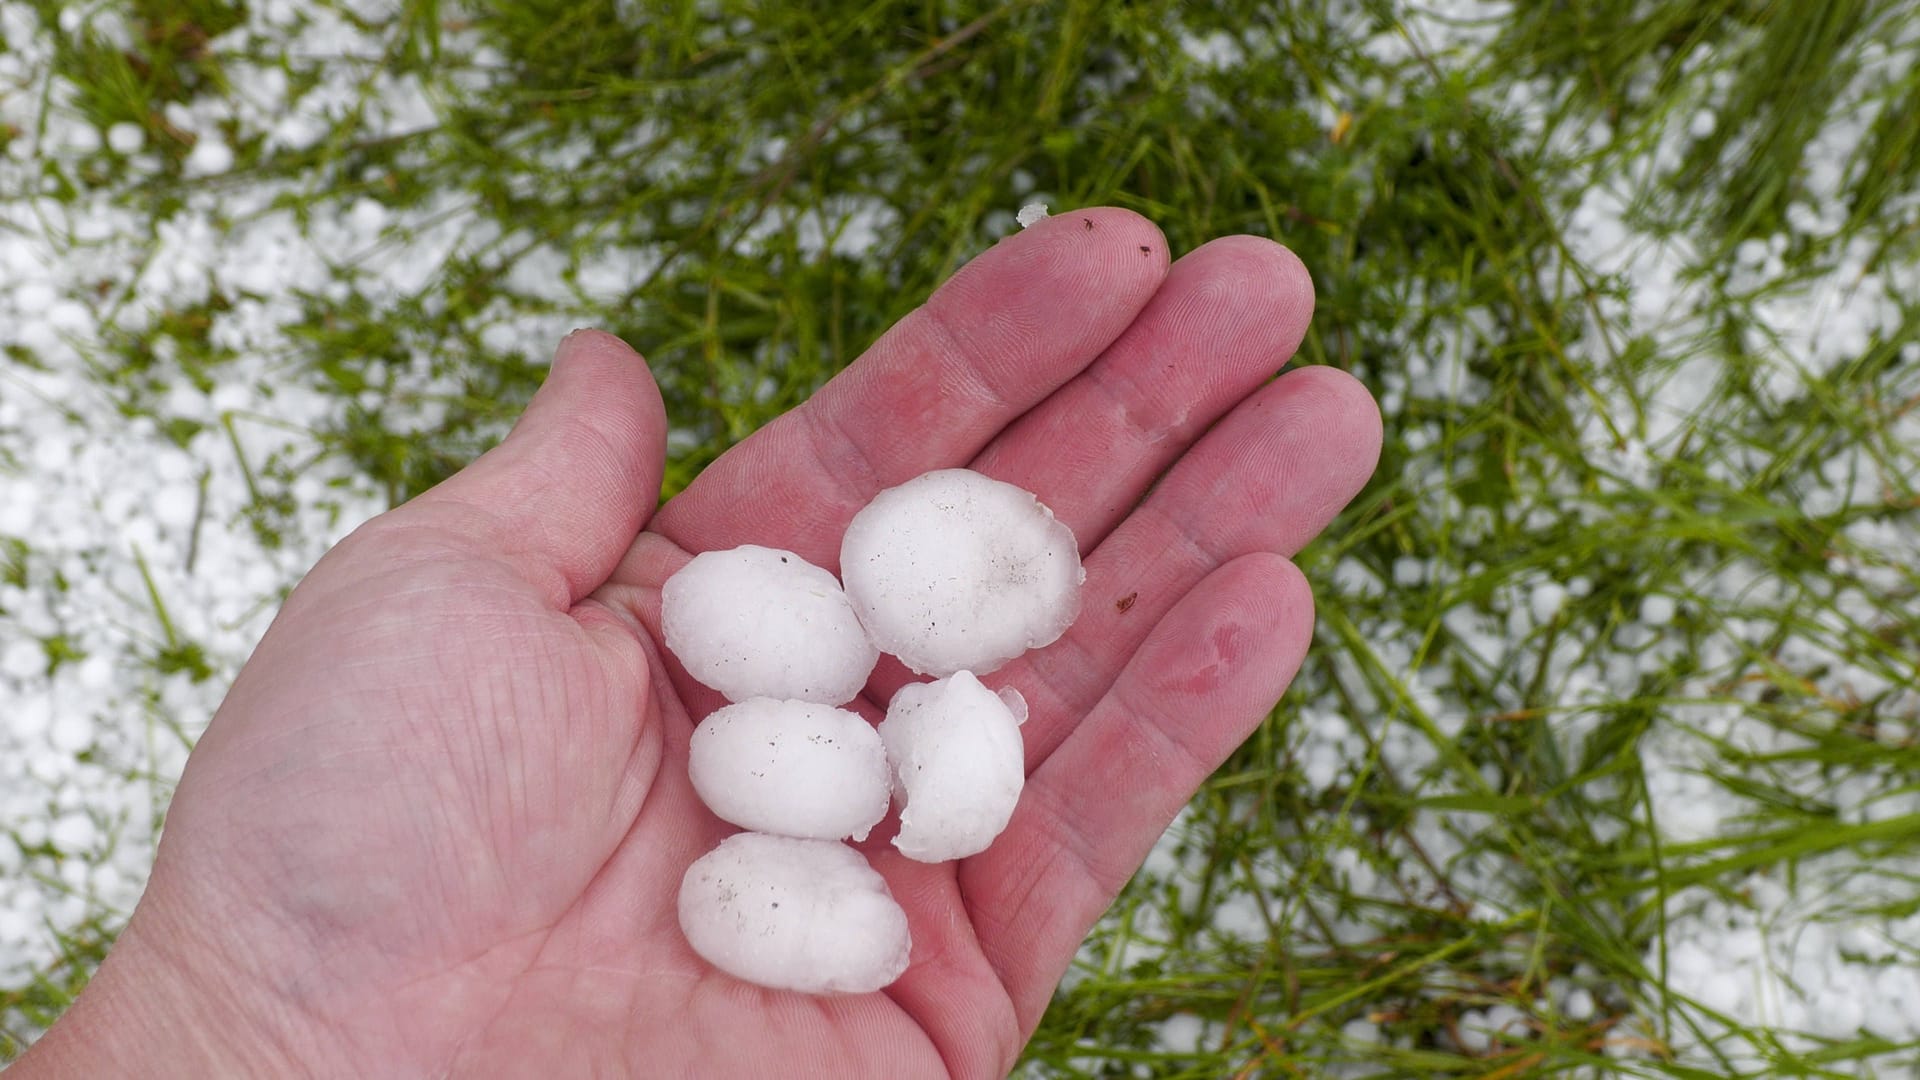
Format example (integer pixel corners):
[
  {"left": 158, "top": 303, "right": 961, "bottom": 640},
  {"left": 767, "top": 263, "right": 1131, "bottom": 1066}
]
[{"left": 16, "top": 211, "right": 1381, "bottom": 1079}]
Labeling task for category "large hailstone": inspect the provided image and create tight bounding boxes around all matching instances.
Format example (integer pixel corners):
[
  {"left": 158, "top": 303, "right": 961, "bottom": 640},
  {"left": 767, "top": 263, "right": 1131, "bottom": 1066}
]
[
  {"left": 689, "top": 699, "right": 891, "bottom": 841},
  {"left": 662, "top": 545, "right": 878, "bottom": 704},
  {"left": 879, "top": 671, "right": 1027, "bottom": 862},
  {"left": 840, "top": 469, "right": 1083, "bottom": 677},
  {"left": 677, "top": 833, "right": 912, "bottom": 994}
]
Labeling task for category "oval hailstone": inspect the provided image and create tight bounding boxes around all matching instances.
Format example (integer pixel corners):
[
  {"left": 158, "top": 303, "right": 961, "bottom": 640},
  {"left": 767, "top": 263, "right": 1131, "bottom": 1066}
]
[
  {"left": 840, "top": 469, "right": 1083, "bottom": 677},
  {"left": 689, "top": 699, "right": 891, "bottom": 841},
  {"left": 677, "top": 833, "right": 911, "bottom": 994},
  {"left": 880, "top": 671, "right": 1026, "bottom": 862},
  {"left": 662, "top": 545, "right": 878, "bottom": 705}
]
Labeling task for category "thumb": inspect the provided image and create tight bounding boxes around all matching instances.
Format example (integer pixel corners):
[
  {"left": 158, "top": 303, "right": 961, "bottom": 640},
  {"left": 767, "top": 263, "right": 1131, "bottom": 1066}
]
[{"left": 409, "top": 329, "right": 668, "bottom": 607}]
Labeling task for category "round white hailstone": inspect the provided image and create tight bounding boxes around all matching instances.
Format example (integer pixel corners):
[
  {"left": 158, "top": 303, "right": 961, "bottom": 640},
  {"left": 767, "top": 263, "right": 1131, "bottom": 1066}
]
[
  {"left": 880, "top": 671, "right": 1026, "bottom": 862},
  {"left": 0, "top": 639, "right": 41, "bottom": 679},
  {"left": 1528, "top": 581, "right": 1568, "bottom": 625},
  {"left": 183, "top": 136, "right": 233, "bottom": 176},
  {"left": 64, "top": 123, "right": 101, "bottom": 156},
  {"left": 1640, "top": 593, "right": 1677, "bottom": 627},
  {"left": 840, "top": 469, "right": 1082, "bottom": 677},
  {"left": 153, "top": 484, "right": 198, "bottom": 529},
  {"left": 677, "top": 833, "right": 911, "bottom": 994},
  {"left": 106, "top": 122, "right": 145, "bottom": 155},
  {"left": 48, "top": 813, "right": 95, "bottom": 854},
  {"left": 689, "top": 699, "right": 890, "bottom": 841},
  {"left": 1453, "top": 1010, "right": 1493, "bottom": 1054},
  {"left": 0, "top": 908, "right": 32, "bottom": 943},
  {"left": 47, "top": 712, "right": 93, "bottom": 754},
  {"left": 663, "top": 545, "right": 878, "bottom": 705}
]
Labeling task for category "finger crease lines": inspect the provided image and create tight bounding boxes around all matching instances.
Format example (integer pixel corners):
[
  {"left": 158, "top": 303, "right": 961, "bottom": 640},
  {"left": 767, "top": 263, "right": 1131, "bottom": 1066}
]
[
  {"left": 1085, "top": 357, "right": 1174, "bottom": 449},
  {"left": 1019, "top": 628, "right": 1108, "bottom": 762},
  {"left": 800, "top": 399, "right": 885, "bottom": 511},
  {"left": 1139, "top": 497, "right": 1224, "bottom": 577},
  {"left": 1025, "top": 772, "right": 1133, "bottom": 902},
  {"left": 1107, "top": 674, "right": 1218, "bottom": 784},
  {"left": 920, "top": 299, "right": 1020, "bottom": 418}
]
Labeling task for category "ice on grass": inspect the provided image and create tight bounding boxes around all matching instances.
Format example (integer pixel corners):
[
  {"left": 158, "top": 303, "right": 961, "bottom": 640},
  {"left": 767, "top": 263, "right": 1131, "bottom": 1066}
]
[
  {"left": 677, "top": 833, "right": 911, "bottom": 994},
  {"left": 840, "top": 469, "right": 1083, "bottom": 677},
  {"left": 689, "top": 699, "right": 891, "bottom": 841},
  {"left": 880, "top": 671, "right": 1026, "bottom": 862},
  {"left": 663, "top": 545, "right": 878, "bottom": 705},
  {"left": 1640, "top": 593, "right": 1678, "bottom": 627},
  {"left": 105, "top": 122, "right": 144, "bottom": 155}
]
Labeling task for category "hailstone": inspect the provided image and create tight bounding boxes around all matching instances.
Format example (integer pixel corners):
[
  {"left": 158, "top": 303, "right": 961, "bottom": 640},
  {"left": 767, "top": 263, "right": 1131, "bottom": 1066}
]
[
  {"left": 677, "top": 833, "right": 912, "bottom": 994},
  {"left": 879, "top": 671, "right": 1027, "bottom": 862},
  {"left": 840, "top": 469, "right": 1082, "bottom": 677},
  {"left": 662, "top": 545, "right": 878, "bottom": 704},
  {"left": 689, "top": 699, "right": 891, "bottom": 841}
]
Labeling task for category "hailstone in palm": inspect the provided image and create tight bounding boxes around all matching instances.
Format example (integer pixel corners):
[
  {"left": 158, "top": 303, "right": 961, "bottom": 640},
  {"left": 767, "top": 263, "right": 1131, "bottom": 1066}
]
[
  {"left": 840, "top": 469, "right": 1082, "bottom": 677},
  {"left": 677, "top": 833, "right": 911, "bottom": 995},
  {"left": 879, "top": 671, "right": 1027, "bottom": 862},
  {"left": 688, "top": 699, "right": 891, "bottom": 841},
  {"left": 662, "top": 545, "right": 877, "bottom": 704}
]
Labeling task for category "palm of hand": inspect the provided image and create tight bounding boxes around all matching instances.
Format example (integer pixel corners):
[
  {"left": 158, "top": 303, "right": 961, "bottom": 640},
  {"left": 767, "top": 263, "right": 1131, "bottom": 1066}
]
[{"left": 51, "top": 212, "right": 1380, "bottom": 1079}]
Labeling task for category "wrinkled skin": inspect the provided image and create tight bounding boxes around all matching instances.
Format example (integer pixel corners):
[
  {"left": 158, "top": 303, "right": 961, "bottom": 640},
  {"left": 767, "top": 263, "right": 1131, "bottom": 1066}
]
[{"left": 19, "top": 211, "right": 1380, "bottom": 1079}]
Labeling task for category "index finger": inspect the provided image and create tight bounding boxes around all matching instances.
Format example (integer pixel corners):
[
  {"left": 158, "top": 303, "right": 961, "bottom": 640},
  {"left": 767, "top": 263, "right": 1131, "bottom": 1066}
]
[{"left": 648, "top": 208, "right": 1169, "bottom": 567}]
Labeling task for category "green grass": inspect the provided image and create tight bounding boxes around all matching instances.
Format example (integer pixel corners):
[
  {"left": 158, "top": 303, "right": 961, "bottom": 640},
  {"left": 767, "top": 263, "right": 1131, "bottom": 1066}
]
[{"left": 7, "top": 0, "right": 1920, "bottom": 1073}]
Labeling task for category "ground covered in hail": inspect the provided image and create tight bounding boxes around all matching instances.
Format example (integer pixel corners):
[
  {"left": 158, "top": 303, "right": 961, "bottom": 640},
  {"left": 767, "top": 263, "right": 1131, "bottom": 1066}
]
[{"left": 3, "top": 1, "right": 1920, "bottom": 1075}]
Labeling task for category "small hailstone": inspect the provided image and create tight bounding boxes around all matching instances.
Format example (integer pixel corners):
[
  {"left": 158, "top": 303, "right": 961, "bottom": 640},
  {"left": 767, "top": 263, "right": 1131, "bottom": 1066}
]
[
  {"left": 47, "top": 712, "right": 93, "bottom": 754},
  {"left": 879, "top": 671, "right": 1026, "bottom": 862},
  {"left": 48, "top": 813, "right": 95, "bottom": 853},
  {"left": 1015, "top": 202, "right": 1049, "bottom": 228},
  {"left": 0, "top": 640, "right": 41, "bottom": 679},
  {"left": 106, "top": 122, "right": 145, "bottom": 155},
  {"left": 840, "top": 469, "right": 1083, "bottom": 677},
  {"left": 677, "top": 833, "right": 911, "bottom": 994},
  {"left": 1640, "top": 593, "right": 1677, "bottom": 627},
  {"left": 663, "top": 545, "right": 878, "bottom": 704},
  {"left": 183, "top": 136, "right": 233, "bottom": 176},
  {"left": 64, "top": 123, "right": 102, "bottom": 156},
  {"left": 1453, "top": 1009, "right": 1494, "bottom": 1054},
  {"left": 1528, "top": 581, "right": 1568, "bottom": 625},
  {"left": 689, "top": 699, "right": 891, "bottom": 841}
]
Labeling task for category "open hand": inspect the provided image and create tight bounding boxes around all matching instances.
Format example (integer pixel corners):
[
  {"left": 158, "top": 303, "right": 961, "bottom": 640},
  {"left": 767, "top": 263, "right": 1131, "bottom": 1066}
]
[{"left": 19, "top": 209, "right": 1381, "bottom": 1079}]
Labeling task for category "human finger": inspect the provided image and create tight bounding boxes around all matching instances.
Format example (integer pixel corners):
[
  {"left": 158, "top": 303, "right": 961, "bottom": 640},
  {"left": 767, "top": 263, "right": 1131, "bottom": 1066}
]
[
  {"left": 398, "top": 329, "right": 669, "bottom": 609},
  {"left": 960, "top": 553, "right": 1315, "bottom": 1029},
  {"left": 968, "top": 234, "right": 1314, "bottom": 551},
  {"left": 1011, "top": 365, "right": 1377, "bottom": 768},
  {"left": 861, "top": 364, "right": 1379, "bottom": 744},
  {"left": 649, "top": 208, "right": 1169, "bottom": 568}
]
